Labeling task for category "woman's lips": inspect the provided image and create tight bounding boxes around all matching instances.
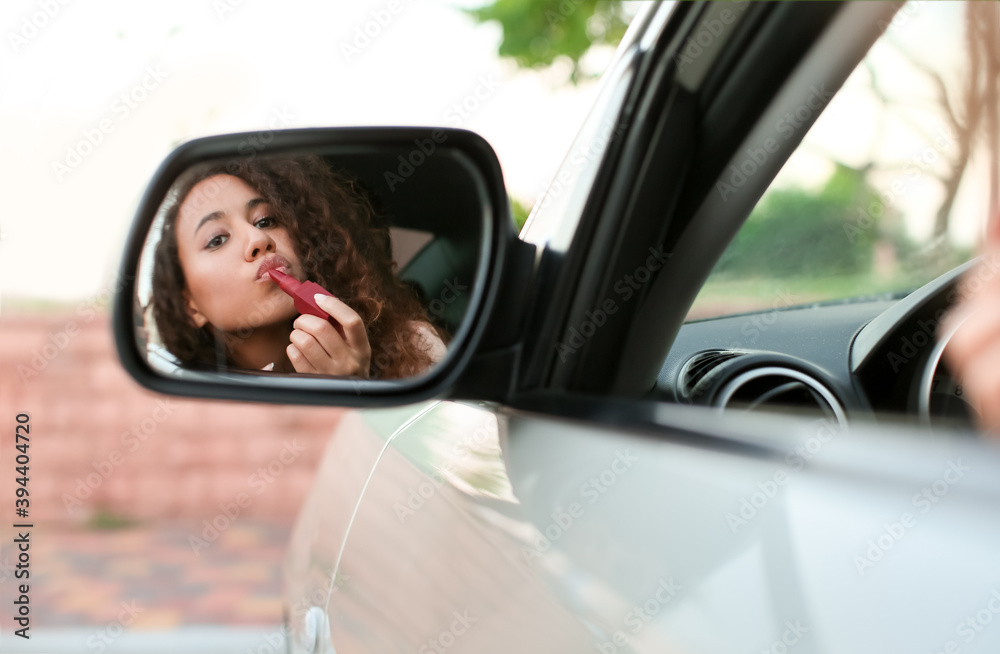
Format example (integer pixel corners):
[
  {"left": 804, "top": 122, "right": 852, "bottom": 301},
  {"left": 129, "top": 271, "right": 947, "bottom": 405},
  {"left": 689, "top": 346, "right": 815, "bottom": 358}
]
[{"left": 257, "top": 255, "right": 292, "bottom": 282}]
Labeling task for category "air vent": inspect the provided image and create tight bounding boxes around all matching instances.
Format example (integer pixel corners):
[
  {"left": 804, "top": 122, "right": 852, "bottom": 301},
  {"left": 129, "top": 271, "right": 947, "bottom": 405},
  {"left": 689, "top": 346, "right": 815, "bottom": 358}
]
[
  {"left": 716, "top": 367, "right": 846, "bottom": 426},
  {"left": 678, "top": 350, "right": 745, "bottom": 400}
]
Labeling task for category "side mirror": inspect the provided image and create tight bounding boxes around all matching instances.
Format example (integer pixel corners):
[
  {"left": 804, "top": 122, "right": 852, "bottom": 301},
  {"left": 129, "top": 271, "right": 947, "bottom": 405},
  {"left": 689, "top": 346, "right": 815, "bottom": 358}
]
[{"left": 112, "top": 127, "right": 529, "bottom": 406}]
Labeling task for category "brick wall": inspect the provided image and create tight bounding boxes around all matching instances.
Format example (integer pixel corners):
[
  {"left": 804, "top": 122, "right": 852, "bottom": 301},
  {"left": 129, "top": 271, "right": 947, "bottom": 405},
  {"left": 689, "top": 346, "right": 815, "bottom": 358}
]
[{"left": 0, "top": 311, "right": 345, "bottom": 524}]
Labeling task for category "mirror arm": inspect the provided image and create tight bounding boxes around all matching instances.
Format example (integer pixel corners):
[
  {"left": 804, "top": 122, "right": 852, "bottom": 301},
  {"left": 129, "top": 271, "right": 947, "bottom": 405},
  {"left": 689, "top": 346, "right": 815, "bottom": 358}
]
[{"left": 452, "top": 237, "right": 537, "bottom": 402}]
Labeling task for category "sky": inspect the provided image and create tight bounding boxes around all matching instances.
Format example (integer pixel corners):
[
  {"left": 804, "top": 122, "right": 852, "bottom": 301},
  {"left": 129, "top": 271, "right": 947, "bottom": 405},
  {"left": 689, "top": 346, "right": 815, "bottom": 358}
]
[
  {"left": 0, "top": 0, "right": 625, "bottom": 303},
  {"left": 768, "top": 1, "right": 987, "bottom": 246},
  {"left": 0, "top": 0, "right": 989, "bottom": 305}
]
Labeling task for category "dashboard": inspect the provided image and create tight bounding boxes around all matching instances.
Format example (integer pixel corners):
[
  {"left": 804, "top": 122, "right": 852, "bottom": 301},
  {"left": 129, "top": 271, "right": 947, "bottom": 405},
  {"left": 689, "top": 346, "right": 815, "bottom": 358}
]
[{"left": 657, "top": 261, "right": 979, "bottom": 430}]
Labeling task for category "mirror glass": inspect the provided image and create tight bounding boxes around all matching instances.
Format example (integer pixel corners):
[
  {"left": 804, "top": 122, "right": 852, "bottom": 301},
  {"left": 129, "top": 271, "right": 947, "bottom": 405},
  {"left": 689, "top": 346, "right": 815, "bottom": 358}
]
[{"left": 130, "top": 147, "right": 487, "bottom": 382}]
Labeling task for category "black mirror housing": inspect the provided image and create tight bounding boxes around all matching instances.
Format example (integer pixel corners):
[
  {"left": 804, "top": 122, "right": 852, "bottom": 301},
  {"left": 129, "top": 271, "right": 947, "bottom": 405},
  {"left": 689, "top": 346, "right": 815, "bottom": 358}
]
[{"left": 112, "top": 127, "right": 529, "bottom": 407}]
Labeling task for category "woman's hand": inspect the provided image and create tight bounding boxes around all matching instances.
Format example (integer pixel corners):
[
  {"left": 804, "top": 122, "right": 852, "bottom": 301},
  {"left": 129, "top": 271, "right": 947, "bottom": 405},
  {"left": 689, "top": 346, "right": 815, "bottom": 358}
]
[
  {"left": 287, "top": 294, "right": 371, "bottom": 377},
  {"left": 941, "top": 248, "right": 1000, "bottom": 433}
]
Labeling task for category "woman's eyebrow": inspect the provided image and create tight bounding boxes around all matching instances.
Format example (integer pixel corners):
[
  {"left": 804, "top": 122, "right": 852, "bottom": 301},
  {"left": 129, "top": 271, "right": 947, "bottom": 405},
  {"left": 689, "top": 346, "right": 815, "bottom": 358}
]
[
  {"left": 192, "top": 198, "right": 266, "bottom": 235},
  {"left": 194, "top": 210, "right": 224, "bottom": 235}
]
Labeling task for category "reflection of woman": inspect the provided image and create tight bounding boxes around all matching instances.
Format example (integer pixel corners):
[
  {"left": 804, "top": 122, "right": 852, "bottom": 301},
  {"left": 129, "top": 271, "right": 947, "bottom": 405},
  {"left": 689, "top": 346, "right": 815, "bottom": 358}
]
[{"left": 151, "top": 154, "right": 448, "bottom": 378}]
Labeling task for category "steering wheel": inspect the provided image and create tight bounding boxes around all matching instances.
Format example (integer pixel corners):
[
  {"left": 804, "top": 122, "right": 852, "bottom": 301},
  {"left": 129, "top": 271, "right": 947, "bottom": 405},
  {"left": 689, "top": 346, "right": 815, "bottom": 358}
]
[{"left": 918, "top": 309, "right": 979, "bottom": 427}]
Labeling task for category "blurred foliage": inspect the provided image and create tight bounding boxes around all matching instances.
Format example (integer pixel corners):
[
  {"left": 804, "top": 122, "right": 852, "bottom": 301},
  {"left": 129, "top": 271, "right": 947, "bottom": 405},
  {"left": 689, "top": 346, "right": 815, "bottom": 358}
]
[
  {"left": 710, "top": 164, "right": 897, "bottom": 280},
  {"left": 465, "top": 0, "right": 629, "bottom": 84},
  {"left": 86, "top": 507, "right": 140, "bottom": 531},
  {"left": 510, "top": 196, "right": 531, "bottom": 231}
]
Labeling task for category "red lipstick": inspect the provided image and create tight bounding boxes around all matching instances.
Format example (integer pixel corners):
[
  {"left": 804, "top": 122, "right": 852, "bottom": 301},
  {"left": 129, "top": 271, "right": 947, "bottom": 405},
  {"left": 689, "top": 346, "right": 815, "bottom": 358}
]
[{"left": 267, "top": 269, "right": 334, "bottom": 322}]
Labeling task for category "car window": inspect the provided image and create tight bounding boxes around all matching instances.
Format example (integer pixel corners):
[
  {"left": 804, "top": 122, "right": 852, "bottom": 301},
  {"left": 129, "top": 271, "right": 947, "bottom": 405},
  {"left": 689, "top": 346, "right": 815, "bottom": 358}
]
[{"left": 688, "top": 1, "right": 993, "bottom": 321}]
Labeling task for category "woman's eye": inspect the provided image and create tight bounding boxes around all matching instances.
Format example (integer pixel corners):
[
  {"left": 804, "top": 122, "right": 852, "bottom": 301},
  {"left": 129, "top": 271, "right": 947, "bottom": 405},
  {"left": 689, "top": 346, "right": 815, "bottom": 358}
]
[
  {"left": 205, "top": 234, "right": 228, "bottom": 249},
  {"left": 254, "top": 216, "right": 277, "bottom": 229}
]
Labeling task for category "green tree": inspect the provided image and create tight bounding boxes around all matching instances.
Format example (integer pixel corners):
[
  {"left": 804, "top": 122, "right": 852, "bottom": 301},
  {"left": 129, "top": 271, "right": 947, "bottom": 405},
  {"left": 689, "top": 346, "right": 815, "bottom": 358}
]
[
  {"left": 465, "top": 0, "right": 628, "bottom": 84},
  {"left": 711, "top": 164, "right": 891, "bottom": 280},
  {"left": 510, "top": 196, "right": 531, "bottom": 231}
]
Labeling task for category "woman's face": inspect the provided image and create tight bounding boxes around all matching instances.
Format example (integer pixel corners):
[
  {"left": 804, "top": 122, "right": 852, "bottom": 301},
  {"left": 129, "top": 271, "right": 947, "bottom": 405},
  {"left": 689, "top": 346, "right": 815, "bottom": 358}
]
[{"left": 175, "top": 174, "right": 302, "bottom": 333}]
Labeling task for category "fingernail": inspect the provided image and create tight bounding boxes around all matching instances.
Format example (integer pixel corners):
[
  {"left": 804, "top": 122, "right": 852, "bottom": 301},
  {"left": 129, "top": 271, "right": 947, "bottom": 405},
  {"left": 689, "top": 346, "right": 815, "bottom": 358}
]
[{"left": 314, "top": 293, "right": 329, "bottom": 303}]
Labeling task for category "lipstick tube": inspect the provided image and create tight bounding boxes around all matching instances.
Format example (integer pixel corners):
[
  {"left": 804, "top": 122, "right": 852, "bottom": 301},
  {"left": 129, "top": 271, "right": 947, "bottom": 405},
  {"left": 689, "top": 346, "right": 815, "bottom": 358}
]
[{"left": 267, "top": 269, "right": 334, "bottom": 322}]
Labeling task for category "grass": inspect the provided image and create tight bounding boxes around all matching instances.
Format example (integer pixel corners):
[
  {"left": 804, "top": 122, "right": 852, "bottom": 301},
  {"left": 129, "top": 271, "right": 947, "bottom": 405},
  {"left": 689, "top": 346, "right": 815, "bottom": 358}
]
[
  {"left": 85, "top": 508, "right": 141, "bottom": 531},
  {"left": 688, "top": 272, "right": 919, "bottom": 320}
]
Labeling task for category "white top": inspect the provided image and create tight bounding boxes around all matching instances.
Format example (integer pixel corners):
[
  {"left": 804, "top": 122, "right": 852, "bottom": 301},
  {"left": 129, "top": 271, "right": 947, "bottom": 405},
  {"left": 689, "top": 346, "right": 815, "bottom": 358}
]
[{"left": 409, "top": 320, "right": 448, "bottom": 364}]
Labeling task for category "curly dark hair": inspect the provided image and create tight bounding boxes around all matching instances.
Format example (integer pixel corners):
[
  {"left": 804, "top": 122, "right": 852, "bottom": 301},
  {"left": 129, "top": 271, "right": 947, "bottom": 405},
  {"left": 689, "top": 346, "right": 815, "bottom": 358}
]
[{"left": 150, "top": 153, "right": 447, "bottom": 379}]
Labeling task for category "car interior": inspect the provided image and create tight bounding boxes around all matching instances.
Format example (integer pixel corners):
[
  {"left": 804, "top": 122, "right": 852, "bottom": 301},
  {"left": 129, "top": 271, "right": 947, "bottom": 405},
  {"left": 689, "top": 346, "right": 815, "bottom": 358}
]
[
  {"left": 517, "top": 2, "right": 984, "bottom": 434},
  {"left": 660, "top": 261, "right": 976, "bottom": 430},
  {"left": 652, "top": 2, "right": 985, "bottom": 433},
  {"left": 320, "top": 151, "right": 485, "bottom": 337}
]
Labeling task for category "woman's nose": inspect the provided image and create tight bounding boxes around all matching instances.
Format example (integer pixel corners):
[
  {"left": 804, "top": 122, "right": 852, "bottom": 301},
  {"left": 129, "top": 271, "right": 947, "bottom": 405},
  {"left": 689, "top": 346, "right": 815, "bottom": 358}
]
[{"left": 244, "top": 225, "right": 275, "bottom": 260}]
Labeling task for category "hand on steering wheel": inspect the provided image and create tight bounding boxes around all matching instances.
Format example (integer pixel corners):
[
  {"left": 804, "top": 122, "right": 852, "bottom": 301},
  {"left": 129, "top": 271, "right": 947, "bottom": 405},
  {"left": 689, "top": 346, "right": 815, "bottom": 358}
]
[{"left": 940, "top": 249, "right": 1000, "bottom": 434}]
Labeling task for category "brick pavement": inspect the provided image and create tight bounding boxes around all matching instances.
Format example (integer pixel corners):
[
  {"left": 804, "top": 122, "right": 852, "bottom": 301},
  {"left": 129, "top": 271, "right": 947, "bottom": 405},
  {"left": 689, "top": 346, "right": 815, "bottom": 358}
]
[
  {"left": 1, "top": 520, "right": 294, "bottom": 630},
  {"left": 0, "top": 310, "right": 344, "bottom": 523},
  {"left": 0, "top": 308, "right": 347, "bottom": 629}
]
